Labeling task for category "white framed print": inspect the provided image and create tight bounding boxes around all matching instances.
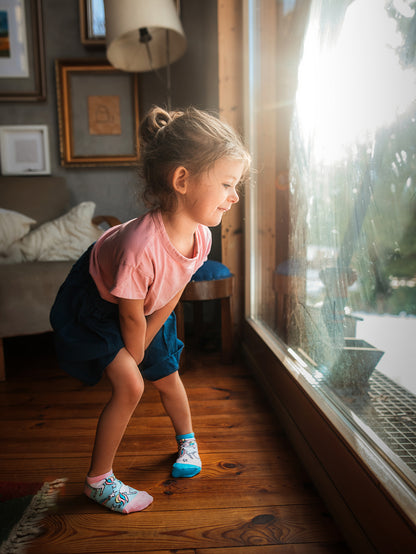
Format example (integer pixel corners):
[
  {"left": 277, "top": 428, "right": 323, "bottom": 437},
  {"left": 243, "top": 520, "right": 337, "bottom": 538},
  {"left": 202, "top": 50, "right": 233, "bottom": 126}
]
[{"left": 0, "top": 125, "right": 51, "bottom": 175}]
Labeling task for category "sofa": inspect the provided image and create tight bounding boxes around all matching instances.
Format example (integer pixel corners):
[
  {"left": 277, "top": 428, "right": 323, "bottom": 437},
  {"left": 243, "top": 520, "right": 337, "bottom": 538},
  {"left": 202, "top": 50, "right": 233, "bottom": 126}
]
[{"left": 0, "top": 176, "right": 120, "bottom": 380}]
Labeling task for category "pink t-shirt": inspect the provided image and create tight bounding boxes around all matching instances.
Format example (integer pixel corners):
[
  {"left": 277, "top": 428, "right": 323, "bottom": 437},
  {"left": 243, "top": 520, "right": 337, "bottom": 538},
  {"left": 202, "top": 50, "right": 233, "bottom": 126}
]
[{"left": 89, "top": 210, "right": 211, "bottom": 315}]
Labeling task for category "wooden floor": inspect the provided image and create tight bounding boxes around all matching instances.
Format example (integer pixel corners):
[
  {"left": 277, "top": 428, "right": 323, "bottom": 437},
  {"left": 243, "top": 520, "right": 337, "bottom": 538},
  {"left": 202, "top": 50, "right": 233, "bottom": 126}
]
[{"left": 0, "top": 334, "right": 350, "bottom": 554}]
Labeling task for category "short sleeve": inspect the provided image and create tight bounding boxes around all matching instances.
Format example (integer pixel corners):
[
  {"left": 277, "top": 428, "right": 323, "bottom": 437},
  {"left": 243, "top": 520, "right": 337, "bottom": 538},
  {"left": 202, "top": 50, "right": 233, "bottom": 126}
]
[{"left": 109, "top": 262, "right": 152, "bottom": 300}]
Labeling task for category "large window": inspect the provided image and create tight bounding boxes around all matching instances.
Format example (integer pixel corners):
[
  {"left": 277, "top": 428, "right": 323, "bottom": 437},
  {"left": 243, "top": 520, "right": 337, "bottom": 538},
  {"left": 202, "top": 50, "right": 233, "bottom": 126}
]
[{"left": 246, "top": 0, "right": 416, "bottom": 496}]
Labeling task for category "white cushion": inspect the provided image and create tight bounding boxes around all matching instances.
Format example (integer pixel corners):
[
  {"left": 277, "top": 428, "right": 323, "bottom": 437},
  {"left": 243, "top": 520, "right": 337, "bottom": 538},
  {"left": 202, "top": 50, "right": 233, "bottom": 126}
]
[
  {"left": 2, "top": 202, "right": 103, "bottom": 263},
  {"left": 0, "top": 208, "right": 36, "bottom": 254}
]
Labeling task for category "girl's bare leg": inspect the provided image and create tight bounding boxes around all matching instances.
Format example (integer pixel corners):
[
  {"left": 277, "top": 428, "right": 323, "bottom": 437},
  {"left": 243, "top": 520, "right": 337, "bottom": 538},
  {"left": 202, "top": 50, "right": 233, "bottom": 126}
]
[
  {"left": 152, "top": 371, "right": 193, "bottom": 436},
  {"left": 153, "top": 371, "right": 201, "bottom": 477},
  {"left": 84, "top": 348, "right": 153, "bottom": 513},
  {"left": 89, "top": 348, "right": 144, "bottom": 477}
]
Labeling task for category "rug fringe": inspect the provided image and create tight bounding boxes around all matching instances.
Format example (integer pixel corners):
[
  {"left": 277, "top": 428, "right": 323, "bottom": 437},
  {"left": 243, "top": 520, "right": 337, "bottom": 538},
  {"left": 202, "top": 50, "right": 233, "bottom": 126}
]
[{"left": 0, "top": 478, "right": 67, "bottom": 554}]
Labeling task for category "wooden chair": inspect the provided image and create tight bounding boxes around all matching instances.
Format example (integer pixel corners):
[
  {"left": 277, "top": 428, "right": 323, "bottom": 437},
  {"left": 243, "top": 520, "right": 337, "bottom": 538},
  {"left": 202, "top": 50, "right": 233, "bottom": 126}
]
[{"left": 175, "top": 261, "right": 234, "bottom": 363}]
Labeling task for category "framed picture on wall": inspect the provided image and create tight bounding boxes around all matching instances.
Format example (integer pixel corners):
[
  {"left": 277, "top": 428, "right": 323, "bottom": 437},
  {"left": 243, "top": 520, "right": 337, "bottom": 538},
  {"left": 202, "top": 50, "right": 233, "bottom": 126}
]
[
  {"left": 55, "top": 59, "right": 140, "bottom": 167},
  {"left": 0, "top": 125, "right": 51, "bottom": 175},
  {"left": 79, "top": 0, "right": 106, "bottom": 46},
  {"left": 0, "top": 0, "right": 46, "bottom": 101}
]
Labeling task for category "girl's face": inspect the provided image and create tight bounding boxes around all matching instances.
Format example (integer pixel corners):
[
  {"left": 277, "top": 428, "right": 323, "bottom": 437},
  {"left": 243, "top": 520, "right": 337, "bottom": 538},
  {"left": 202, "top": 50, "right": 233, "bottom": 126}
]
[{"left": 183, "top": 157, "right": 244, "bottom": 227}]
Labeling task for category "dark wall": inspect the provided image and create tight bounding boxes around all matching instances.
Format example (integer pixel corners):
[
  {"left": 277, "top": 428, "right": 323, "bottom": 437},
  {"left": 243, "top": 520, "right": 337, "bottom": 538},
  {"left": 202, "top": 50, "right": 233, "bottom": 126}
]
[{"left": 0, "top": 0, "right": 221, "bottom": 256}]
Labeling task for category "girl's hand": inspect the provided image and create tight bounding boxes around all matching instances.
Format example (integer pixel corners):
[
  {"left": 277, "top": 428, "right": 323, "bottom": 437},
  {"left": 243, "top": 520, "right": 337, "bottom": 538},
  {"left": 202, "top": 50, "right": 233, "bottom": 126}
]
[{"left": 118, "top": 298, "right": 146, "bottom": 365}]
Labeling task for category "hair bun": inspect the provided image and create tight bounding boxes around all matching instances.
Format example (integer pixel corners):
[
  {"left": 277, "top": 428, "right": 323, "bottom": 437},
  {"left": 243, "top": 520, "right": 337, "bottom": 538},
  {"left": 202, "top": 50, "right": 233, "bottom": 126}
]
[
  {"left": 154, "top": 108, "right": 171, "bottom": 128},
  {"left": 140, "top": 106, "right": 172, "bottom": 144}
]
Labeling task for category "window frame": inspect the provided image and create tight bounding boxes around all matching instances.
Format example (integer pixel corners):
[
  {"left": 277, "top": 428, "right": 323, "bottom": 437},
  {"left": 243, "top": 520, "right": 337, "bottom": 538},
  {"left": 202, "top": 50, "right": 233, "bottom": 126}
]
[{"left": 242, "top": 0, "right": 416, "bottom": 550}]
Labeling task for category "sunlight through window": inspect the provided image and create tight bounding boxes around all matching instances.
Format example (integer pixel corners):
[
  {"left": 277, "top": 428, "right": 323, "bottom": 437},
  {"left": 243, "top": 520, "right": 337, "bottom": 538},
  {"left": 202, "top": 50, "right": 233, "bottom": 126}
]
[{"left": 246, "top": 0, "right": 416, "bottom": 492}]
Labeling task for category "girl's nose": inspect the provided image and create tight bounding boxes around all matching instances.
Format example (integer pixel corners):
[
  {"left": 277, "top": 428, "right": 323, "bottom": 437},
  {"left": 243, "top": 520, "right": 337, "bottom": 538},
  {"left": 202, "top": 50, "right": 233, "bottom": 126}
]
[{"left": 229, "top": 189, "right": 239, "bottom": 204}]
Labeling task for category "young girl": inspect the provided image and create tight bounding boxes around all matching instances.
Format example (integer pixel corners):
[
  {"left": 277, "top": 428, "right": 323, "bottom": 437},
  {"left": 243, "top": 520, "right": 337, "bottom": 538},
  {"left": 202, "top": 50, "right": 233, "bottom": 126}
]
[{"left": 50, "top": 106, "right": 251, "bottom": 514}]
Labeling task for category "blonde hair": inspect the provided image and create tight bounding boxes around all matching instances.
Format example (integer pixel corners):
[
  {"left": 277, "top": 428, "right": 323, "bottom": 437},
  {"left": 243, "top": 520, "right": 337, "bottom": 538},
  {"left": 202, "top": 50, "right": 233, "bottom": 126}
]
[{"left": 139, "top": 106, "right": 251, "bottom": 212}]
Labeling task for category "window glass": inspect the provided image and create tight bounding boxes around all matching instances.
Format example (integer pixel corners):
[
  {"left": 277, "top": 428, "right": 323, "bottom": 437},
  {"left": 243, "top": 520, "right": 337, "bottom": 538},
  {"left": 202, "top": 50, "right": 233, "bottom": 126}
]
[{"left": 247, "top": 0, "right": 416, "bottom": 487}]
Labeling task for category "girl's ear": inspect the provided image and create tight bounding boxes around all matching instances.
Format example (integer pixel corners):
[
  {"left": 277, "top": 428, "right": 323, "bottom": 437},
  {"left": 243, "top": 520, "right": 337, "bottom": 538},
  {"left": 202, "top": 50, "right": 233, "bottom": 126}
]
[{"left": 171, "top": 166, "right": 189, "bottom": 195}]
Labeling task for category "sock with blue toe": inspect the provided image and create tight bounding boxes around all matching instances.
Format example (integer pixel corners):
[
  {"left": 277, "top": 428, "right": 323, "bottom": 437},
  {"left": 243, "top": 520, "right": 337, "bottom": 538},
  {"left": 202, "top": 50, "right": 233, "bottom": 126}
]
[{"left": 172, "top": 433, "right": 201, "bottom": 478}]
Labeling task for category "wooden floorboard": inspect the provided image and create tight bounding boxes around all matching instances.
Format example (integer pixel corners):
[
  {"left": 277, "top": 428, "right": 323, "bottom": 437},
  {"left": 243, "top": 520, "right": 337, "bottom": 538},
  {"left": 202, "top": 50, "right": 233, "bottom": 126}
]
[{"left": 0, "top": 334, "right": 350, "bottom": 553}]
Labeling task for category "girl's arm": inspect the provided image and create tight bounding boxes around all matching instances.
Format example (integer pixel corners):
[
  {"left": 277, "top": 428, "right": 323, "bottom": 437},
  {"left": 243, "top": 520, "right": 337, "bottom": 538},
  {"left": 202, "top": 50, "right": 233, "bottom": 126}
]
[
  {"left": 118, "top": 288, "right": 184, "bottom": 364},
  {"left": 118, "top": 298, "right": 147, "bottom": 364},
  {"left": 144, "top": 288, "right": 184, "bottom": 349}
]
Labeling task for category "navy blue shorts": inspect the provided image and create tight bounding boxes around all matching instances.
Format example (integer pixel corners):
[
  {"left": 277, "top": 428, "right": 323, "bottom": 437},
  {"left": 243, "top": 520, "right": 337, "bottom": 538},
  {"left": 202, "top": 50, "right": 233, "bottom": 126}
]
[{"left": 50, "top": 245, "right": 183, "bottom": 386}]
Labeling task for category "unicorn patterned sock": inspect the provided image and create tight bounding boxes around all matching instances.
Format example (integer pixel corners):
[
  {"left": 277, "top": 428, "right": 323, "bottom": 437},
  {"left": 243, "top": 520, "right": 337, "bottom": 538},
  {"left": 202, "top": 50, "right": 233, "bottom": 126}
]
[
  {"left": 84, "top": 471, "right": 153, "bottom": 514},
  {"left": 172, "top": 433, "right": 202, "bottom": 478}
]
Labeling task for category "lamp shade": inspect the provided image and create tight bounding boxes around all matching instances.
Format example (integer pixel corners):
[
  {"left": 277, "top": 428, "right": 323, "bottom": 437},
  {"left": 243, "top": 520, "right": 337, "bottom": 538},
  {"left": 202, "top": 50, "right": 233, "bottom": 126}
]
[{"left": 104, "top": 0, "right": 187, "bottom": 72}]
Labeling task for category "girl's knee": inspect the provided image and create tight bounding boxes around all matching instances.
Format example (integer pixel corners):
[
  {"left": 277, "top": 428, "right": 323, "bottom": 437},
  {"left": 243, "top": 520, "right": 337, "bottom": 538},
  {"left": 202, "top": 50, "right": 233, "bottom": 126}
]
[
  {"left": 106, "top": 350, "right": 145, "bottom": 405},
  {"left": 111, "top": 373, "right": 144, "bottom": 409},
  {"left": 124, "top": 373, "right": 145, "bottom": 404}
]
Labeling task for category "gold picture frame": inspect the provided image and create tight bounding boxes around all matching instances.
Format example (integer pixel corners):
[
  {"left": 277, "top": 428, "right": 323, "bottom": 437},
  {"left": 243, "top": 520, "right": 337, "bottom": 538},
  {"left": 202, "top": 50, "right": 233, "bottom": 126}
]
[{"left": 55, "top": 59, "right": 140, "bottom": 167}]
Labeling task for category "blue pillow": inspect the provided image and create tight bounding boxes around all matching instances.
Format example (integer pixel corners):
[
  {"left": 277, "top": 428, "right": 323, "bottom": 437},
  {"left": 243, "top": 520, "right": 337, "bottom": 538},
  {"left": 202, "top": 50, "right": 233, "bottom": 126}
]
[{"left": 191, "top": 260, "right": 232, "bottom": 281}]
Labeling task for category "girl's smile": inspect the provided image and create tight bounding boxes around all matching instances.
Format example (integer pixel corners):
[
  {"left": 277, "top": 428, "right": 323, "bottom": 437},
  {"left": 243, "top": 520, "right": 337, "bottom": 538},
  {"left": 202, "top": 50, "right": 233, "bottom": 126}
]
[{"left": 183, "top": 157, "right": 244, "bottom": 228}]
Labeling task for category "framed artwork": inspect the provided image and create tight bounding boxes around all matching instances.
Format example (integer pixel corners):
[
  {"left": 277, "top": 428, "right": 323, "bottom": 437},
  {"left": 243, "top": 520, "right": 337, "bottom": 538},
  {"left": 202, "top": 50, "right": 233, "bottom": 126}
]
[
  {"left": 0, "top": 125, "right": 50, "bottom": 175},
  {"left": 79, "top": 0, "right": 106, "bottom": 46},
  {"left": 55, "top": 59, "right": 140, "bottom": 167},
  {"left": 0, "top": 0, "right": 46, "bottom": 101}
]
